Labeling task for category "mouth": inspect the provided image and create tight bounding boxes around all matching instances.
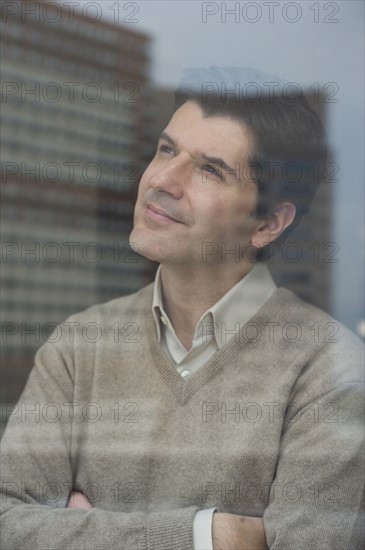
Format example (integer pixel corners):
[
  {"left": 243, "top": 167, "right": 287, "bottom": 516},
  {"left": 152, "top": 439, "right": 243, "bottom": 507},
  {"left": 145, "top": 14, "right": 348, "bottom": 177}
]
[{"left": 145, "top": 203, "right": 183, "bottom": 224}]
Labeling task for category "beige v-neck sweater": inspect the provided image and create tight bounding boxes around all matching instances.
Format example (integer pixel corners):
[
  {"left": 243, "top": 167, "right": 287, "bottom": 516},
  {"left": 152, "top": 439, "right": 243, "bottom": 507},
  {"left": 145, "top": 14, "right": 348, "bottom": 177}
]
[{"left": 0, "top": 284, "right": 363, "bottom": 549}]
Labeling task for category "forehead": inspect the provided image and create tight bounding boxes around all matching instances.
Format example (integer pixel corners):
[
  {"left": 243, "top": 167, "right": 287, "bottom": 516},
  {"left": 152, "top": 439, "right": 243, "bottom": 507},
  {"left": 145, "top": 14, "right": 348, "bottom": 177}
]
[{"left": 163, "top": 100, "right": 253, "bottom": 160}]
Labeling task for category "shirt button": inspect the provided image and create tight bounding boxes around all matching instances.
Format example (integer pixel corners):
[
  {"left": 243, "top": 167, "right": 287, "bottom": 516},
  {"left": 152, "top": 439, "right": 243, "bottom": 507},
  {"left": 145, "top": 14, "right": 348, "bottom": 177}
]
[{"left": 181, "top": 369, "right": 190, "bottom": 379}]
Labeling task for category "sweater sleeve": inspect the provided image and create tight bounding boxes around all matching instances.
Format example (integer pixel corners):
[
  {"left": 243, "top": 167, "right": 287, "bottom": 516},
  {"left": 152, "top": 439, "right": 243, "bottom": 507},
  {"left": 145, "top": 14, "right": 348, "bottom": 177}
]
[
  {"left": 0, "top": 334, "right": 198, "bottom": 550},
  {"left": 263, "top": 351, "right": 364, "bottom": 549}
]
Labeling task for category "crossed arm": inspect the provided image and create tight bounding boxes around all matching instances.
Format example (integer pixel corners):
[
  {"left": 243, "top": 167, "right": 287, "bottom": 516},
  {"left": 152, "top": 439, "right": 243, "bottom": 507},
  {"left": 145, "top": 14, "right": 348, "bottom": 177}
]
[{"left": 67, "top": 491, "right": 268, "bottom": 550}]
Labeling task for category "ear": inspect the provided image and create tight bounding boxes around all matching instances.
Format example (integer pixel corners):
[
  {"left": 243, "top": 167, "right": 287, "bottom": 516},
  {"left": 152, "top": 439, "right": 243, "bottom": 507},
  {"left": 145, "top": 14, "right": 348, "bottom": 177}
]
[{"left": 250, "top": 202, "right": 296, "bottom": 250}]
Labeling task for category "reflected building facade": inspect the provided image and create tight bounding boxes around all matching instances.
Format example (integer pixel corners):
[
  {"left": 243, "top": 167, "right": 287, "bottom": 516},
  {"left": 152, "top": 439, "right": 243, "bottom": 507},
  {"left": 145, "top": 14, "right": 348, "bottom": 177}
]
[{"left": 1, "top": 1, "right": 153, "bottom": 410}]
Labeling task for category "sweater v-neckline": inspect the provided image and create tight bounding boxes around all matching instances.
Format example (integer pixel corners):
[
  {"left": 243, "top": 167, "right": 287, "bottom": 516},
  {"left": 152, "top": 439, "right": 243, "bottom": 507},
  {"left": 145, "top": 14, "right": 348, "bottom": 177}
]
[{"left": 144, "top": 287, "right": 284, "bottom": 405}]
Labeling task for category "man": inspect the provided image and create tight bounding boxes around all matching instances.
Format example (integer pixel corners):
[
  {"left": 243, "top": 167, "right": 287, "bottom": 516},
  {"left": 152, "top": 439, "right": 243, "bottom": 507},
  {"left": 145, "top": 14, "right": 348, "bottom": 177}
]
[{"left": 1, "top": 67, "right": 363, "bottom": 549}]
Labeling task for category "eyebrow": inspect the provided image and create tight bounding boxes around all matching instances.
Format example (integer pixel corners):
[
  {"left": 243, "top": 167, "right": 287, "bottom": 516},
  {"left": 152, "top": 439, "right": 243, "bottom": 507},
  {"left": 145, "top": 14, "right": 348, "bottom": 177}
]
[{"left": 159, "top": 131, "right": 239, "bottom": 179}]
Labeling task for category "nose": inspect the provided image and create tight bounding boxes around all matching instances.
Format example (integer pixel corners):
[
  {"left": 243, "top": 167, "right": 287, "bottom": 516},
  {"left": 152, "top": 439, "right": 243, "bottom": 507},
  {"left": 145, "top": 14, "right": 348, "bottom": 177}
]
[{"left": 149, "top": 155, "right": 189, "bottom": 199}]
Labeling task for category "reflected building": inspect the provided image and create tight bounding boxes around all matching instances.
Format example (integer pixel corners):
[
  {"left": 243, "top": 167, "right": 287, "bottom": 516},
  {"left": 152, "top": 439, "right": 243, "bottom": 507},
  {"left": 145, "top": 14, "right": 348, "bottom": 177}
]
[{"left": 1, "top": 0, "right": 153, "bottom": 411}]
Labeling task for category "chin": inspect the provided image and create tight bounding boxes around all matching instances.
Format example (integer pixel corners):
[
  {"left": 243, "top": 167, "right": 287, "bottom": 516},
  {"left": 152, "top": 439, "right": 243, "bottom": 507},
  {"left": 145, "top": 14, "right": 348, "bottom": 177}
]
[{"left": 129, "top": 226, "right": 167, "bottom": 263}]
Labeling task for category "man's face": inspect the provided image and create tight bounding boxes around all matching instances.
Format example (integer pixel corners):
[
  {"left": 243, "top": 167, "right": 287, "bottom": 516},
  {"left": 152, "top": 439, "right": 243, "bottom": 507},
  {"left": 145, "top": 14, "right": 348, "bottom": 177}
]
[{"left": 130, "top": 100, "right": 260, "bottom": 267}]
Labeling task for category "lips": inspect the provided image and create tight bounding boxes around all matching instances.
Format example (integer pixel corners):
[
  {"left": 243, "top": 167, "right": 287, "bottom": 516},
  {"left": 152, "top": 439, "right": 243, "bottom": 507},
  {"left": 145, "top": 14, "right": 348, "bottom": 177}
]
[{"left": 145, "top": 203, "right": 183, "bottom": 223}]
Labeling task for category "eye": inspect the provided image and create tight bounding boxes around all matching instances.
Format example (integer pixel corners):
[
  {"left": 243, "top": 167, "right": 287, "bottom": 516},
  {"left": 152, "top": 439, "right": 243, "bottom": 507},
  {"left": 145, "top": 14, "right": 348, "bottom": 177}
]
[
  {"left": 157, "top": 143, "right": 175, "bottom": 155},
  {"left": 202, "top": 164, "right": 223, "bottom": 180}
]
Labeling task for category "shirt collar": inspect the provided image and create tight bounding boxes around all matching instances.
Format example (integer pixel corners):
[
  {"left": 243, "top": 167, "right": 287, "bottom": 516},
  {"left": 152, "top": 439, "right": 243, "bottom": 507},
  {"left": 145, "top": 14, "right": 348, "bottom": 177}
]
[
  {"left": 152, "top": 263, "right": 277, "bottom": 348},
  {"left": 152, "top": 265, "right": 167, "bottom": 342}
]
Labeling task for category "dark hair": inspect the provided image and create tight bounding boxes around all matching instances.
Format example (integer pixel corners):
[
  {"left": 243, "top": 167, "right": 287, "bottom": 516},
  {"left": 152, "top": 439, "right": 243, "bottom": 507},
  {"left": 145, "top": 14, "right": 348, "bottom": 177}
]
[{"left": 174, "top": 85, "right": 328, "bottom": 254}]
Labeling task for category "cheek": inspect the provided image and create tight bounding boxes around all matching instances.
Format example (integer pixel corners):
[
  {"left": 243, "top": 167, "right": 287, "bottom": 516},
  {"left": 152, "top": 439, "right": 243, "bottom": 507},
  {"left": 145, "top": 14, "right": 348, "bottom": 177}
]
[
  {"left": 231, "top": 185, "right": 257, "bottom": 220},
  {"left": 195, "top": 195, "right": 232, "bottom": 237},
  {"left": 137, "top": 171, "right": 149, "bottom": 194},
  {"left": 135, "top": 169, "right": 152, "bottom": 206},
  {"left": 214, "top": 194, "right": 257, "bottom": 238}
]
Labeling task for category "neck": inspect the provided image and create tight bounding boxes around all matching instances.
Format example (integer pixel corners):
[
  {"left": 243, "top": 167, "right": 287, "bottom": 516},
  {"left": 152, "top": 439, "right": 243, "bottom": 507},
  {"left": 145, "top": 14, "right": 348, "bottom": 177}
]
[{"left": 159, "top": 262, "right": 254, "bottom": 350}]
